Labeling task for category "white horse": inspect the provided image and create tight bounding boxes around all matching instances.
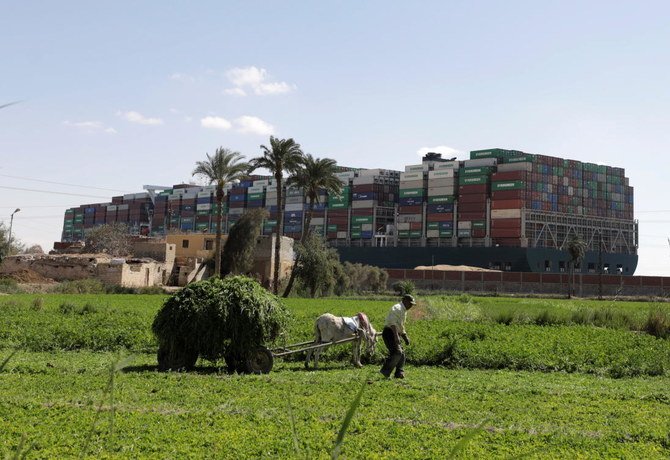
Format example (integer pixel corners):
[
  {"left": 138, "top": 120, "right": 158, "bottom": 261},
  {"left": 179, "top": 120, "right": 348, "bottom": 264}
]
[{"left": 305, "top": 312, "right": 377, "bottom": 369}]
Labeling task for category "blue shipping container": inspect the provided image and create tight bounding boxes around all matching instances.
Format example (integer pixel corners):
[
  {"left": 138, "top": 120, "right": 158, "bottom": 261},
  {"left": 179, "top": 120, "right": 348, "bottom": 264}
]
[
  {"left": 399, "top": 197, "right": 423, "bottom": 206},
  {"left": 426, "top": 203, "right": 454, "bottom": 214}
]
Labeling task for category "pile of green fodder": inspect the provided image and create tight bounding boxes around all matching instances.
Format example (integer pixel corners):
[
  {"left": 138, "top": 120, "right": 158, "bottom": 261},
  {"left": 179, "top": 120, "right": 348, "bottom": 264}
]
[{"left": 152, "top": 276, "right": 290, "bottom": 373}]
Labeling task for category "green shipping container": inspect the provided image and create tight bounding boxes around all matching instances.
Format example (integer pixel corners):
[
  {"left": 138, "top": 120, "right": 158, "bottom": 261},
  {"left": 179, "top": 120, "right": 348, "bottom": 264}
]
[
  {"left": 399, "top": 188, "right": 425, "bottom": 198},
  {"left": 352, "top": 215, "right": 373, "bottom": 224},
  {"left": 439, "top": 230, "right": 453, "bottom": 237},
  {"left": 398, "top": 231, "right": 410, "bottom": 238},
  {"left": 427, "top": 222, "right": 439, "bottom": 230},
  {"left": 459, "top": 175, "right": 489, "bottom": 186},
  {"left": 409, "top": 230, "right": 423, "bottom": 238},
  {"left": 327, "top": 224, "right": 338, "bottom": 232},
  {"left": 458, "top": 229, "right": 471, "bottom": 237},
  {"left": 505, "top": 156, "right": 534, "bottom": 164},
  {"left": 427, "top": 195, "right": 455, "bottom": 204},
  {"left": 462, "top": 166, "right": 494, "bottom": 176},
  {"left": 472, "top": 221, "right": 486, "bottom": 229},
  {"left": 328, "top": 202, "right": 348, "bottom": 209},
  {"left": 492, "top": 181, "right": 526, "bottom": 191},
  {"left": 248, "top": 193, "right": 264, "bottom": 200},
  {"left": 350, "top": 224, "right": 362, "bottom": 231},
  {"left": 351, "top": 231, "right": 362, "bottom": 238}
]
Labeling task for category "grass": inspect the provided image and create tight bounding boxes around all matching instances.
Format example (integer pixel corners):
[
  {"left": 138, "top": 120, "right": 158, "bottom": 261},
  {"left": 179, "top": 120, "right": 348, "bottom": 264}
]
[{"left": 1, "top": 351, "right": 669, "bottom": 458}]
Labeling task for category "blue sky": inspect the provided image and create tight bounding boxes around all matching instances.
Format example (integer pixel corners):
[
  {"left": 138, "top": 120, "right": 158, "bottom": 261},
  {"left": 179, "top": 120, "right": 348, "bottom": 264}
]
[{"left": 1, "top": 1, "right": 669, "bottom": 275}]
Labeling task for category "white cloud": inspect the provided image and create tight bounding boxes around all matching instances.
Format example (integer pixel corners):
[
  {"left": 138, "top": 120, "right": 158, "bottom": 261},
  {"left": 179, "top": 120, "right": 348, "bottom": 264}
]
[
  {"left": 118, "top": 110, "right": 164, "bottom": 126},
  {"left": 416, "top": 145, "right": 461, "bottom": 159},
  {"left": 224, "top": 66, "right": 295, "bottom": 96},
  {"left": 223, "top": 87, "right": 247, "bottom": 96},
  {"left": 169, "top": 72, "right": 195, "bottom": 82},
  {"left": 234, "top": 116, "right": 275, "bottom": 136},
  {"left": 63, "top": 120, "right": 117, "bottom": 134},
  {"left": 201, "top": 116, "right": 232, "bottom": 131}
]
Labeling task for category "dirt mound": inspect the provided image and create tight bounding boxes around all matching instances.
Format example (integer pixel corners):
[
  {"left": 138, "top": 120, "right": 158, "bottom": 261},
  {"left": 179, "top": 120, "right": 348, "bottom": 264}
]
[
  {"left": 414, "top": 264, "right": 500, "bottom": 272},
  {"left": 1, "top": 269, "right": 56, "bottom": 284}
]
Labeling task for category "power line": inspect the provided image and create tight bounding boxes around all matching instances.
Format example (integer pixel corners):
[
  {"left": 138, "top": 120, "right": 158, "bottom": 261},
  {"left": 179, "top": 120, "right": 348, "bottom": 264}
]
[
  {"left": 0, "top": 185, "right": 111, "bottom": 199},
  {"left": 0, "top": 174, "right": 131, "bottom": 193}
]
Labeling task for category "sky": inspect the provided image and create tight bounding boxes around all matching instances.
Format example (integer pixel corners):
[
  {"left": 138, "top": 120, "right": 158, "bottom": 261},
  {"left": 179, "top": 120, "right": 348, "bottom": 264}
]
[{"left": 1, "top": 1, "right": 669, "bottom": 275}]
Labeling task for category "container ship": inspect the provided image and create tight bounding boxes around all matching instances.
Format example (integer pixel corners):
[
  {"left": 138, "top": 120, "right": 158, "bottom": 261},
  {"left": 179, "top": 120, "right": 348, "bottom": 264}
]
[{"left": 60, "top": 148, "right": 638, "bottom": 275}]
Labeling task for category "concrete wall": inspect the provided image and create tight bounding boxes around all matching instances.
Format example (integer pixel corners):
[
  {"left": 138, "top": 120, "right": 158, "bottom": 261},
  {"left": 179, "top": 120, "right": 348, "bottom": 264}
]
[
  {"left": 167, "top": 234, "right": 219, "bottom": 259},
  {"left": 386, "top": 269, "right": 670, "bottom": 297}
]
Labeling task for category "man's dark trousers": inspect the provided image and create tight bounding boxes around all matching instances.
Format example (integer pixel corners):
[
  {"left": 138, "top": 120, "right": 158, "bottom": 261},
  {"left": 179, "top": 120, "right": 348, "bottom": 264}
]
[{"left": 380, "top": 326, "right": 405, "bottom": 377}]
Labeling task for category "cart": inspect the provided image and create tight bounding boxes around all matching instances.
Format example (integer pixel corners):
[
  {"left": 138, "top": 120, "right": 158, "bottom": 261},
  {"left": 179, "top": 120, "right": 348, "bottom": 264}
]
[{"left": 245, "top": 336, "right": 361, "bottom": 374}]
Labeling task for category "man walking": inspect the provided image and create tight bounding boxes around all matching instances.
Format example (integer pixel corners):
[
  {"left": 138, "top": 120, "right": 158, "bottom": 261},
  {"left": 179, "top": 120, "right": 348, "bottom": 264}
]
[{"left": 380, "top": 294, "right": 415, "bottom": 379}]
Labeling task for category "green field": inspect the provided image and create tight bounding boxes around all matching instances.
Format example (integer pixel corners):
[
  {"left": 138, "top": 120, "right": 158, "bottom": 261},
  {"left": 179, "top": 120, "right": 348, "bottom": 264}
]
[{"left": 1, "top": 294, "right": 669, "bottom": 458}]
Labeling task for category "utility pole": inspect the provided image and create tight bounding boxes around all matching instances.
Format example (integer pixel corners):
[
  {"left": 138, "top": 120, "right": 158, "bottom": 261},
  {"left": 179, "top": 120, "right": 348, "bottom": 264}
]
[
  {"left": 598, "top": 230, "right": 603, "bottom": 300},
  {"left": 7, "top": 208, "right": 20, "bottom": 254}
]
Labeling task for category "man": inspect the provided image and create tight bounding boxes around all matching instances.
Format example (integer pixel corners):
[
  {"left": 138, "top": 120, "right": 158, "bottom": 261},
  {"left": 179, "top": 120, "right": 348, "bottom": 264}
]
[{"left": 380, "top": 294, "right": 415, "bottom": 379}]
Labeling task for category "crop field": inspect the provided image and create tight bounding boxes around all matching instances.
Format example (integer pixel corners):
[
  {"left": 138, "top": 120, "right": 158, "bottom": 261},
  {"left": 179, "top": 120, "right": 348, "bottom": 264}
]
[{"left": 1, "top": 293, "right": 669, "bottom": 458}]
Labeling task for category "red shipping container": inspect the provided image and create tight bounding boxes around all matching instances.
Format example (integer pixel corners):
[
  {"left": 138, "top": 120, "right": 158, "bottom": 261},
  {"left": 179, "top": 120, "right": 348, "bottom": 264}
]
[
  {"left": 328, "top": 210, "right": 348, "bottom": 217},
  {"left": 352, "top": 184, "right": 375, "bottom": 193},
  {"left": 458, "top": 211, "right": 487, "bottom": 220},
  {"left": 491, "top": 228, "right": 522, "bottom": 238},
  {"left": 491, "top": 199, "right": 525, "bottom": 210},
  {"left": 328, "top": 217, "right": 348, "bottom": 225},
  {"left": 409, "top": 222, "right": 423, "bottom": 230},
  {"left": 398, "top": 205, "right": 422, "bottom": 213},
  {"left": 491, "top": 171, "right": 528, "bottom": 182},
  {"left": 352, "top": 207, "right": 374, "bottom": 215},
  {"left": 472, "top": 229, "right": 486, "bottom": 238},
  {"left": 458, "top": 193, "right": 488, "bottom": 204},
  {"left": 459, "top": 184, "right": 488, "bottom": 195},
  {"left": 491, "top": 218, "right": 521, "bottom": 229},
  {"left": 458, "top": 202, "right": 487, "bottom": 212},
  {"left": 326, "top": 232, "right": 338, "bottom": 239},
  {"left": 492, "top": 190, "right": 526, "bottom": 200},
  {"left": 426, "top": 212, "right": 454, "bottom": 222}
]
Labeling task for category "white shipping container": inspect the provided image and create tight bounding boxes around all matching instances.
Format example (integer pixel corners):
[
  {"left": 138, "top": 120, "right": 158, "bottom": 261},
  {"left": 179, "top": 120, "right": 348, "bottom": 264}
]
[
  {"left": 285, "top": 203, "right": 304, "bottom": 211},
  {"left": 491, "top": 209, "right": 522, "bottom": 219},
  {"left": 106, "top": 205, "right": 117, "bottom": 212},
  {"left": 358, "top": 168, "right": 384, "bottom": 177},
  {"left": 248, "top": 186, "right": 264, "bottom": 194},
  {"left": 117, "top": 204, "right": 129, "bottom": 210},
  {"left": 428, "top": 177, "right": 456, "bottom": 188},
  {"left": 335, "top": 171, "right": 356, "bottom": 180},
  {"left": 568, "top": 186, "right": 574, "bottom": 196},
  {"left": 396, "top": 222, "right": 411, "bottom": 231},
  {"left": 197, "top": 191, "right": 212, "bottom": 198},
  {"left": 228, "top": 208, "right": 244, "bottom": 215},
  {"left": 253, "top": 180, "right": 270, "bottom": 187},
  {"left": 496, "top": 162, "right": 533, "bottom": 173},
  {"left": 311, "top": 218, "right": 325, "bottom": 225},
  {"left": 400, "top": 171, "right": 424, "bottom": 181},
  {"left": 196, "top": 204, "right": 211, "bottom": 211},
  {"left": 428, "top": 186, "right": 456, "bottom": 197},
  {"left": 336, "top": 231, "right": 348, "bottom": 239},
  {"left": 352, "top": 176, "right": 376, "bottom": 185},
  {"left": 428, "top": 169, "right": 455, "bottom": 179},
  {"left": 168, "top": 194, "right": 181, "bottom": 202},
  {"left": 457, "top": 221, "right": 472, "bottom": 230},
  {"left": 361, "top": 223, "right": 373, "bottom": 231},
  {"left": 352, "top": 200, "right": 375, "bottom": 209},
  {"left": 285, "top": 196, "right": 304, "bottom": 204},
  {"left": 123, "top": 193, "right": 135, "bottom": 201},
  {"left": 399, "top": 179, "right": 426, "bottom": 189},
  {"left": 404, "top": 164, "right": 424, "bottom": 173},
  {"left": 265, "top": 185, "right": 277, "bottom": 193},
  {"left": 435, "top": 161, "right": 460, "bottom": 170},
  {"left": 426, "top": 230, "right": 440, "bottom": 238},
  {"left": 397, "top": 214, "right": 423, "bottom": 223},
  {"left": 463, "top": 158, "right": 497, "bottom": 168}
]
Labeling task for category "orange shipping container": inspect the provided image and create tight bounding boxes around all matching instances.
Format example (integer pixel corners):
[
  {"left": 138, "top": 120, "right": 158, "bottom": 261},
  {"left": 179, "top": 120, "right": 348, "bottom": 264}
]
[
  {"left": 427, "top": 212, "right": 454, "bottom": 222},
  {"left": 491, "top": 228, "right": 522, "bottom": 238},
  {"left": 491, "top": 218, "right": 521, "bottom": 229}
]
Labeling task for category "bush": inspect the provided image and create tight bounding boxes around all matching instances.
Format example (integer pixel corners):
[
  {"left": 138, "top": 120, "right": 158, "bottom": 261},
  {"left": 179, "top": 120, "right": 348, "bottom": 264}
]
[
  {"left": 152, "top": 276, "right": 290, "bottom": 372},
  {"left": 53, "top": 279, "right": 105, "bottom": 294},
  {"left": 31, "top": 297, "right": 44, "bottom": 311},
  {"left": 643, "top": 309, "right": 670, "bottom": 339},
  {"left": 58, "top": 302, "right": 77, "bottom": 314},
  {"left": 0, "top": 278, "right": 19, "bottom": 294},
  {"left": 343, "top": 262, "right": 388, "bottom": 294}
]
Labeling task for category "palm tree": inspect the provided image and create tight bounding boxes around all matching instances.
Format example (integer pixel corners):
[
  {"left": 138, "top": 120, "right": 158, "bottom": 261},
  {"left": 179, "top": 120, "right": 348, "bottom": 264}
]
[
  {"left": 192, "top": 148, "right": 250, "bottom": 278},
  {"left": 282, "top": 154, "right": 342, "bottom": 297},
  {"left": 566, "top": 235, "right": 587, "bottom": 298},
  {"left": 250, "top": 137, "right": 304, "bottom": 294}
]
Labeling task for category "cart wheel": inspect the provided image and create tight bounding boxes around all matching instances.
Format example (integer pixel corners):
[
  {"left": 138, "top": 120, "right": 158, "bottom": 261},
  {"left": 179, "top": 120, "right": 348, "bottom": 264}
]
[{"left": 246, "top": 346, "right": 273, "bottom": 374}]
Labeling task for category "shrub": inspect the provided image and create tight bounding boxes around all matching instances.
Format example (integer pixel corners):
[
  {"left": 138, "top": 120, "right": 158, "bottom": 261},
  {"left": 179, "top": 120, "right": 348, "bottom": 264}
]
[
  {"left": 534, "top": 309, "right": 560, "bottom": 326},
  {"left": 343, "top": 262, "right": 388, "bottom": 294},
  {"left": 643, "top": 309, "right": 670, "bottom": 339},
  {"left": 0, "top": 278, "right": 19, "bottom": 294},
  {"left": 58, "top": 302, "right": 77, "bottom": 314},
  {"left": 392, "top": 280, "right": 415, "bottom": 296},
  {"left": 152, "top": 276, "right": 290, "bottom": 372},
  {"left": 54, "top": 279, "right": 105, "bottom": 294},
  {"left": 78, "top": 303, "right": 98, "bottom": 315}
]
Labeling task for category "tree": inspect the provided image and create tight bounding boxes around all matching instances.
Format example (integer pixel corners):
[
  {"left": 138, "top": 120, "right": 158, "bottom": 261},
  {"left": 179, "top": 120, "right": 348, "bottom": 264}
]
[
  {"left": 0, "top": 223, "right": 20, "bottom": 263},
  {"left": 566, "top": 235, "right": 587, "bottom": 298},
  {"left": 23, "top": 244, "right": 44, "bottom": 254},
  {"left": 282, "top": 154, "right": 343, "bottom": 297},
  {"left": 250, "top": 137, "right": 304, "bottom": 294},
  {"left": 84, "top": 223, "right": 132, "bottom": 256},
  {"left": 292, "top": 233, "right": 344, "bottom": 298},
  {"left": 193, "top": 148, "right": 250, "bottom": 278},
  {"left": 221, "top": 208, "right": 268, "bottom": 276}
]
